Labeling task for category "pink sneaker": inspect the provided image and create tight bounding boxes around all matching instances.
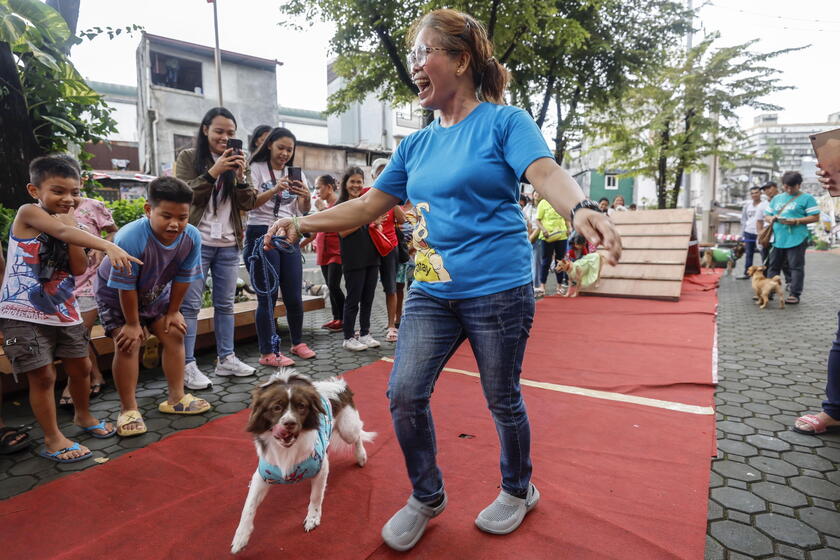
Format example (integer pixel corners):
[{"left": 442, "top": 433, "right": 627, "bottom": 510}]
[
  {"left": 259, "top": 353, "right": 295, "bottom": 367},
  {"left": 290, "top": 343, "right": 316, "bottom": 359}
]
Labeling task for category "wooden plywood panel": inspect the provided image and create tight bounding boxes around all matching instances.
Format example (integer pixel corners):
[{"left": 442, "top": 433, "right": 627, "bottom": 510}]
[
  {"left": 582, "top": 278, "right": 683, "bottom": 300},
  {"left": 606, "top": 249, "right": 688, "bottom": 265},
  {"left": 620, "top": 236, "right": 691, "bottom": 250},
  {"left": 611, "top": 208, "right": 695, "bottom": 225},
  {"left": 617, "top": 222, "right": 694, "bottom": 236},
  {"left": 600, "top": 263, "right": 685, "bottom": 281}
]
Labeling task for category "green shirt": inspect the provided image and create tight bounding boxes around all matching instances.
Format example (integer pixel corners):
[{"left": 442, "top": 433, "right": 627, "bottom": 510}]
[
  {"left": 536, "top": 199, "right": 568, "bottom": 241},
  {"left": 766, "top": 192, "right": 819, "bottom": 249}
]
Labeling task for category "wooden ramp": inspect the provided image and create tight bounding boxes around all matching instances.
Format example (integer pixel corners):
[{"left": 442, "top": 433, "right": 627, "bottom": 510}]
[{"left": 583, "top": 209, "right": 700, "bottom": 301}]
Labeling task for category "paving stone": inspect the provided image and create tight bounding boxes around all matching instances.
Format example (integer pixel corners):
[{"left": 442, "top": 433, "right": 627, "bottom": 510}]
[
  {"left": 816, "top": 446, "right": 840, "bottom": 462},
  {"left": 782, "top": 451, "right": 834, "bottom": 471},
  {"left": 789, "top": 476, "right": 840, "bottom": 501},
  {"left": 117, "top": 432, "right": 161, "bottom": 449},
  {"left": 754, "top": 513, "right": 822, "bottom": 547},
  {"left": 809, "top": 549, "right": 840, "bottom": 560},
  {"left": 768, "top": 503, "right": 795, "bottom": 517},
  {"left": 704, "top": 536, "right": 725, "bottom": 560},
  {"left": 710, "top": 487, "right": 766, "bottom": 513},
  {"left": 775, "top": 544, "right": 806, "bottom": 559},
  {"left": 709, "top": 520, "right": 773, "bottom": 557},
  {"left": 798, "top": 507, "right": 840, "bottom": 537},
  {"left": 709, "top": 471, "right": 724, "bottom": 488},
  {"left": 168, "top": 416, "right": 209, "bottom": 430},
  {"left": 751, "top": 481, "right": 808, "bottom": 507},
  {"left": 825, "top": 470, "right": 840, "bottom": 487},
  {"left": 214, "top": 402, "right": 248, "bottom": 414},
  {"left": 712, "top": 460, "right": 761, "bottom": 481},
  {"left": 728, "top": 480, "right": 748, "bottom": 490},
  {"left": 825, "top": 536, "right": 840, "bottom": 550},
  {"left": 744, "top": 402, "right": 784, "bottom": 415},
  {"left": 707, "top": 500, "right": 724, "bottom": 521},
  {"left": 778, "top": 430, "right": 826, "bottom": 448},
  {"left": 0, "top": 475, "right": 37, "bottom": 499},
  {"left": 717, "top": 439, "right": 759, "bottom": 457},
  {"left": 747, "top": 456, "right": 799, "bottom": 477},
  {"left": 746, "top": 434, "right": 792, "bottom": 452}
]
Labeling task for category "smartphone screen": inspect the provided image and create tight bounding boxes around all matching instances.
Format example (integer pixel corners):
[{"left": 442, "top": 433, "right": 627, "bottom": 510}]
[
  {"left": 810, "top": 128, "right": 840, "bottom": 197},
  {"left": 288, "top": 166, "right": 302, "bottom": 182}
]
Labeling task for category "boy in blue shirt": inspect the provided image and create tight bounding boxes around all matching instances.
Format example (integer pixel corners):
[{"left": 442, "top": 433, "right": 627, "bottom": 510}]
[
  {"left": 764, "top": 171, "right": 819, "bottom": 304},
  {"left": 95, "top": 177, "right": 210, "bottom": 437}
]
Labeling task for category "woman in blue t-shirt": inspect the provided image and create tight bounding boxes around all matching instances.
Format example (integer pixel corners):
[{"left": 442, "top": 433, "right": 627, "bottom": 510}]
[{"left": 264, "top": 8, "right": 621, "bottom": 551}]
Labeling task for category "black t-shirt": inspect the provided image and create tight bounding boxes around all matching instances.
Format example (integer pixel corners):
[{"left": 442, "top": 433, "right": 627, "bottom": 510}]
[{"left": 339, "top": 226, "right": 380, "bottom": 271}]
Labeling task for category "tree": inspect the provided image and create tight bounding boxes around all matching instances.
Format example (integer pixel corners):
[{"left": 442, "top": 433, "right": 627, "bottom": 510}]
[
  {"left": 591, "top": 34, "right": 802, "bottom": 208},
  {"left": 0, "top": 0, "right": 123, "bottom": 207},
  {"left": 279, "top": 0, "right": 690, "bottom": 158}
]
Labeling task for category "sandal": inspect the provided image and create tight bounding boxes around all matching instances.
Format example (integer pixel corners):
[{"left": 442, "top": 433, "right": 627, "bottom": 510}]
[
  {"left": 79, "top": 420, "right": 117, "bottom": 439},
  {"left": 785, "top": 296, "right": 800, "bottom": 304},
  {"left": 158, "top": 393, "right": 211, "bottom": 415},
  {"left": 534, "top": 288, "right": 545, "bottom": 299},
  {"left": 385, "top": 328, "right": 398, "bottom": 343},
  {"left": 39, "top": 441, "right": 91, "bottom": 463},
  {"left": 0, "top": 426, "right": 30, "bottom": 454},
  {"left": 290, "top": 343, "right": 316, "bottom": 359},
  {"left": 116, "top": 410, "right": 147, "bottom": 437},
  {"left": 259, "top": 353, "right": 295, "bottom": 367},
  {"left": 793, "top": 414, "right": 840, "bottom": 435},
  {"left": 58, "top": 394, "right": 73, "bottom": 410}
]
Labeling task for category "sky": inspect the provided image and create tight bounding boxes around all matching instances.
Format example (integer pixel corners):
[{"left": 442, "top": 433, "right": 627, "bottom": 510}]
[{"left": 68, "top": 0, "right": 840, "bottom": 127}]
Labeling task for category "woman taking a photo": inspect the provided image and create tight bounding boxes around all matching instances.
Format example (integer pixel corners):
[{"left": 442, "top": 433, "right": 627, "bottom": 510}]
[
  {"left": 265, "top": 9, "right": 620, "bottom": 551},
  {"left": 176, "top": 107, "right": 258, "bottom": 390},
  {"left": 245, "top": 127, "right": 315, "bottom": 366},
  {"left": 336, "top": 167, "right": 380, "bottom": 352}
]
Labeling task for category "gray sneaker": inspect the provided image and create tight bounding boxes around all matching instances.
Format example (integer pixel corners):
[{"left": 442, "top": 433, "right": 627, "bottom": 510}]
[
  {"left": 475, "top": 483, "right": 539, "bottom": 535},
  {"left": 381, "top": 493, "right": 447, "bottom": 552}
]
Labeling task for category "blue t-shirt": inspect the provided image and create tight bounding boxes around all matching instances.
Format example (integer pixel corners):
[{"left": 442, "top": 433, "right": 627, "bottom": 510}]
[
  {"left": 94, "top": 217, "right": 203, "bottom": 317},
  {"left": 765, "top": 192, "right": 819, "bottom": 249},
  {"left": 374, "top": 102, "right": 553, "bottom": 299}
]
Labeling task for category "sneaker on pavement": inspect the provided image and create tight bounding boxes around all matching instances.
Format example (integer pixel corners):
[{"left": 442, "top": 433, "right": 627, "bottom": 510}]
[
  {"left": 290, "top": 343, "right": 316, "bottom": 359},
  {"left": 736, "top": 274, "right": 750, "bottom": 279},
  {"left": 358, "top": 334, "right": 380, "bottom": 348},
  {"left": 215, "top": 354, "right": 256, "bottom": 377},
  {"left": 475, "top": 483, "right": 540, "bottom": 535},
  {"left": 381, "top": 493, "right": 447, "bottom": 552},
  {"left": 184, "top": 361, "right": 212, "bottom": 390},
  {"left": 327, "top": 320, "right": 344, "bottom": 333},
  {"left": 321, "top": 319, "right": 335, "bottom": 330},
  {"left": 343, "top": 338, "right": 368, "bottom": 352},
  {"left": 259, "top": 353, "right": 295, "bottom": 368}
]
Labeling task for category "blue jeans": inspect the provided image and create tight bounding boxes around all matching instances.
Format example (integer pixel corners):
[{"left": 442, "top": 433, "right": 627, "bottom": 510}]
[
  {"left": 244, "top": 225, "right": 304, "bottom": 353},
  {"left": 387, "top": 283, "right": 535, "bottom": 502},
  {"left": 742, "top": 232, "right": 757, "bottom": 274},
  {"left": 181, "top": 244, "right": 239, "bottom": 363},
  {"left": 823, "top": 312, "right": 840, "bottom": 420}
]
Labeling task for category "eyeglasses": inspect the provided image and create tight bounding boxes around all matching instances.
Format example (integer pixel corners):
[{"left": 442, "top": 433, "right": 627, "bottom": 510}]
[{"left": 406, "top": 45, "right": 459, "bottom": 68}]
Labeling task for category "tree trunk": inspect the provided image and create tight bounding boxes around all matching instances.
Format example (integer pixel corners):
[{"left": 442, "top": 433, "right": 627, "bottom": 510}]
[
  {"left": 671, "top": 168, "right": 684, "bottom": 209},
  {"left": 553, "top": 94, "right": 565, "bottom": 165},
  {"left": 46, "top": 0, "right": 80, "bottom": 52},
  {"left": 656, "top": 122, "right": 670, "bottom": 209},
  {"left": 0, "top": 43, "right": 41, "bottom": 209}
]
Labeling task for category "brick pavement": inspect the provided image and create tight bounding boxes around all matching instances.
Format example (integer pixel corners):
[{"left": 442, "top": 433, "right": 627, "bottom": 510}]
[{"left": 2, "top": 257, "right": 839, "bottom": 560}]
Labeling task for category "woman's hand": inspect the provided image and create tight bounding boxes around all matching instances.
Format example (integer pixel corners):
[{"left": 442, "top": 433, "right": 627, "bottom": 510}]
[
  {"left": 572, "top": 209, "right": 622, "bottom": 266},
  {"left": 817, "top": 163, "right": 836, "bottom": 190},
  {"left": 264, "top": 217, "right": 297, "bottom": 249},
  {"left": 208, "top": 148, "right": 246, "bottom": 180},
  {"left": 287, "top": 179, "right": 309, "bottom": 198}
]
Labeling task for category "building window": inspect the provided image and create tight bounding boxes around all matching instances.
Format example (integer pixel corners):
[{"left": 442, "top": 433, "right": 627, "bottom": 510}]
[
  {"left": 173, "top": 134, "right": 193, "bottom": 158},
  {"left": 605, "top": 174, "right": 618, "bottom": 190},
  {"left": 151, "top": 52, "right": 203, "bottom": 94}
]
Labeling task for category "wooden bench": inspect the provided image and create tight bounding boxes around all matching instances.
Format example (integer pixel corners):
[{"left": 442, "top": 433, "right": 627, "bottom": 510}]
[{"left": 0, "top": 296, "right": 326, "bottom": 375}]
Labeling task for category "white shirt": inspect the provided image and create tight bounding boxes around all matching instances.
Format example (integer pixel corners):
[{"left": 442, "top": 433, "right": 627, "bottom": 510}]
[
  {"left": 247, "top": 161, "right": 309, "bottom": 226},
  {"left": 742, "top": 200, "right": 762, "bottom": 235},
  {"left": 198, "top": 153, "right": 236, "bottom": 247}
]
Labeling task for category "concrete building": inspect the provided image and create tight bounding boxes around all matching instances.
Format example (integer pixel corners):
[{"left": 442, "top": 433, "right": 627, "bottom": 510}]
[
  {"left": 135, "top": 33, "right": 281, "bottom": 176},
  {"left": 85, "top": 81, "right": 140, "bottom": 170},
  {"left": 326, "top": 61, "right": 423, "bottom": 151},
  {"left": 278, "top": 106, "right": 328, "bottom": 144}
]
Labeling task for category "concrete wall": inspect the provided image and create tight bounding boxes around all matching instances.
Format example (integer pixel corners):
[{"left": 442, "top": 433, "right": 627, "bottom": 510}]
[{"left": 137, "top": 37, "right": 277, "bottom": 175}]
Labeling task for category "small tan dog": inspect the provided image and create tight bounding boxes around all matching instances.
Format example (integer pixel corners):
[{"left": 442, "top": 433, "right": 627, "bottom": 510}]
[
  {"left": 554, "top": 253, "right": 607, "bottom": 297},
  {"left": 702, "top": 244, "right": 745, "bottom": 276},
  {"left": 746, "top": 265, "right": 785, "bottom": 309}
]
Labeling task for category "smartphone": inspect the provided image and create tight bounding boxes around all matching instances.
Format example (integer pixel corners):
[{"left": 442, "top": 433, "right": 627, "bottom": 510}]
[
  {"left": 810, "top": 127, "right": 840, "bottom": 197},
  {"left": 287, "top": 166, "right": 302, "bottom": 182},
  {"left": 226, "top": 138, "right": 243, "bottom": 154}
]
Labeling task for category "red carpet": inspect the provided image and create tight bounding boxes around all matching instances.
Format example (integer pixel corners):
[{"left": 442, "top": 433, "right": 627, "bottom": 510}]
[{"left": 0, "top": 275, "right": 718, "bottom": 560}]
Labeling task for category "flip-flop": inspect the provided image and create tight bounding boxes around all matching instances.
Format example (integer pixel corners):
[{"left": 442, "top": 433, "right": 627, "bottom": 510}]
[
  {"left": 80, "top": 420, "right": 117, "bottom": 439},
  {"left": 116, "top": 410, "right": 147, "bottom": 437},
  {"left": 792, "top": 414, "right": 840, "bottom": 435},
  {"left": 0, "top": 426, "right": 30, "bottom": 454},
  {"left": 39, "top": 441, "right": 92, "bottom": 463},
  {"left": 158, "top": 393, "right": 211, "bottom": 415}
]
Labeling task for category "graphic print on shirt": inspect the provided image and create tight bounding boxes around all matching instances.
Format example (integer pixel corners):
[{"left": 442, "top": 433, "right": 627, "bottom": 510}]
[
  {"left": 0, "top": 236, "right": 79, "bottom": 324},
  {"left": 406, "top": 202, "right": 450, "bottom": 283}
]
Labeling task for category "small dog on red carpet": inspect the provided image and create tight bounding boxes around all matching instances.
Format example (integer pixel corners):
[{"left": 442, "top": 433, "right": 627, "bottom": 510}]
[
  {"left": 701, "top": 243, "right": 745, "bottom": 276},
  {"left": 231, "top": 369, "right": 375, "bottom": 554}
]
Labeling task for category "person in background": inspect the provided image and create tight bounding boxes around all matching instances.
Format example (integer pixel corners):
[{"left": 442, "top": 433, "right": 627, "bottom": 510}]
[
  {"left": 175, "top": 107, "right": 257, "bottom": 389},
  {"left": 536, "top": 194, "right": 569, "bottom": 295},
  {"left": 629, "top": 203, "right": 638, "bottom": 211},
  {"left": 58, "top": 197, "right": 118, "bottom": 408},
  {"left": 246, "top": 127, "right": 315, "bottom": 365},
  {"left": 737, "top": 186, "right": 762, "bottom": 279},
  {"left": 566, "top": 233, "right": 590, "bottom": 262},
  {"left": 394, "top": 202, "right": 416, "bottom": 328},
  {"left": 336, "top": 167, "right": 380, "bottom": 352},
  {"left": 248, "top": 124, "right": 272, "bottom": 157},
  {"left": 793, "top": 163, "right": 840, "bottom": 435},
  {"left": 526, "top": 191, "right": 544, "bottom": 297},
  {"left": 0, "top": 250, "right": 31, "bottom": 455},
  {"left": 598, "top": 197, "right": 610, "bottom": 213},
  {"left": 607, "top": 195, "right": 627, "bottom": 216},
  {"left": 764, "top": 171, "right": 819, "bottom": 305},
  {"left": 371, "top": 159, "right": 406, "bottom": 343},
  {"left": 756, "top": 181, "right": 778, "bottom": 266},
  {"left": 312, "top": 174, "right": 344, "bottom": 333}
]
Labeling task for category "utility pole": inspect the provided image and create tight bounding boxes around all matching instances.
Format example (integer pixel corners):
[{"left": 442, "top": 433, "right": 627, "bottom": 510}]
[{"left": 211, "top": 0, "right": 223, "bottom": 106}]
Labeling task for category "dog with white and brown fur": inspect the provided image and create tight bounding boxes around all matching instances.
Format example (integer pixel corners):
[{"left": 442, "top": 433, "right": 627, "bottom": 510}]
[
  {"left": 747, "top": 265, "right": 785, "bottom": 309},
  {"left": 231, "top": 370, "right": 375, "bottom": 554}
]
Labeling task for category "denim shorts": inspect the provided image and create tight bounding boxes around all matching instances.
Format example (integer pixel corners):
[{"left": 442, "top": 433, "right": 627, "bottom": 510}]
[{"left": 0, "top": 318, "right": 89, "bottom": 374}]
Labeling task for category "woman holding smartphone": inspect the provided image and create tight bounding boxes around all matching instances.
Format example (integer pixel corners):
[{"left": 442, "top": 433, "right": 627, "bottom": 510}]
[
  {"left": 246, "top": 127, "right": 315, "bottom": 365},
  {"left": 175, "top": 107, "right": 258, "bottom": 390}
]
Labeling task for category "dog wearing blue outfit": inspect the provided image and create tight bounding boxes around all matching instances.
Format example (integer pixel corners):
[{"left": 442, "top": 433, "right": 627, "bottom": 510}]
[{"left": 231, "top": 369, "right": 375, "bottom": 554}]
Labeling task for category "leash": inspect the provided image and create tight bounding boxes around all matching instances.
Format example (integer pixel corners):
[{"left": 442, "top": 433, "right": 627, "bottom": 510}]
[{"left": 247, "top": 236, "right": 295, "bottom": 355}]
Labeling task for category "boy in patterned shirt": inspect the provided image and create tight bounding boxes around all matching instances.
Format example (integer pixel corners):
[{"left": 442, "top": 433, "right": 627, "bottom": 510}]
[{"left": 95, "top": 177, "right": 210, "bottom": 437}]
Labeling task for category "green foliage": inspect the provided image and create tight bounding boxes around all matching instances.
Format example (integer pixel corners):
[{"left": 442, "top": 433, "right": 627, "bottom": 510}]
[
  {"left": 0, "top": 204, "right": 15, "bottom": 251},
  {"left": 591, "top": 34, "right": 804, "bottom": 208},
  {"left": 105, "top": 198, "right": 146, "bottom": 228},
  {"left": 0, "top": 0, "right": 140, "bottom": 154}
]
